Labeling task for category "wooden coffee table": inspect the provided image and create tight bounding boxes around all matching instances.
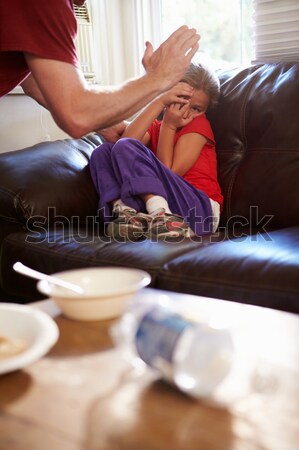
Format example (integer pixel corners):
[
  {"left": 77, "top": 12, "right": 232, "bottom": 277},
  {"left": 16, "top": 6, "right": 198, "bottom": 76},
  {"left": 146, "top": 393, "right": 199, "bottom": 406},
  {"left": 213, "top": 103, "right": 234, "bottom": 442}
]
[{"left": 0, "top": 288, "right": 298, "bottom": 450}]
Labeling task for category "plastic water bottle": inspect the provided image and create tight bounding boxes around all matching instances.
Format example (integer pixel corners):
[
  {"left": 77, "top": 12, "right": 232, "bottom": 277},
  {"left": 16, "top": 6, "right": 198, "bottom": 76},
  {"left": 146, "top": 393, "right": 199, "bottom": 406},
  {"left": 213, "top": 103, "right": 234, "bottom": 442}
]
[{"left": 111, "top": 296, "right": 234, "bottom": 399}]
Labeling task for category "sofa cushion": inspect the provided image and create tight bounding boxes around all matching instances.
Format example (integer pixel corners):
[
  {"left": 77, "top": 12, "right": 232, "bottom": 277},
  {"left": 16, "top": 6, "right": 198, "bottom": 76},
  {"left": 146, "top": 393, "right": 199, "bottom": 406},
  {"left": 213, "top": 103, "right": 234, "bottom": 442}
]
[
  {"left": 157, "top": 226, "right": 299, "bottom": 313},
  {"left": 0, "top": 228, "right": 222, "bottom": 301},
  {"left": 0, "top": 134, "right": 103, "bottom": 226}
]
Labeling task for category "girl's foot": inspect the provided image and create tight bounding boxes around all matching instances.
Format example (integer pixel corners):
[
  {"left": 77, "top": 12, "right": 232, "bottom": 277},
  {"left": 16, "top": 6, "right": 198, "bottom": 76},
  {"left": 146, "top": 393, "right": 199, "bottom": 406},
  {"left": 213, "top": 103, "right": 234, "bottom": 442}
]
[
  {"left": 107, "top": 208, "right": 151, "bottom": 241},
  {"left": 146, "top": 208, "right": 195, "bottom": 240}
]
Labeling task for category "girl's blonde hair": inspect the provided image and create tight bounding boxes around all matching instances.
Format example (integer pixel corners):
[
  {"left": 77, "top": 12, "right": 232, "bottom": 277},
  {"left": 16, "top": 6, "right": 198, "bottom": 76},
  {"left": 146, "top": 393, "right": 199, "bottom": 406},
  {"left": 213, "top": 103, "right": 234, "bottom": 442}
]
[{"left": 181, "top": 62, "right": 220, "bottom": 107}]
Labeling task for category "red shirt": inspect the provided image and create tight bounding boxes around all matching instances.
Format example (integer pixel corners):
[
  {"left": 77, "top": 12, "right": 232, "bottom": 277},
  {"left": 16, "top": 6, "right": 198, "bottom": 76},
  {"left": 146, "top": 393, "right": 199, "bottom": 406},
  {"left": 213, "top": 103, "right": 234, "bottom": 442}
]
[
  {"left": 0, "top": 0, "right": 78, "bottom": 97},
  {"left": 148, "top": 115, "right": 223, "bottom": 208}
]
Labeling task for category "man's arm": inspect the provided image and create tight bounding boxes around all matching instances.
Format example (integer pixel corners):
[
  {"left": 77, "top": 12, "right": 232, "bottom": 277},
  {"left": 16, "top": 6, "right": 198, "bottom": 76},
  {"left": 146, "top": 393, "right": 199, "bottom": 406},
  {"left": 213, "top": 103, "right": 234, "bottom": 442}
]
[
  {"left": 24, "top": 26, "right": 200, "bottom": 138},
  {"left": 21, "top": 74, "right": 49, "bottom": 109}
]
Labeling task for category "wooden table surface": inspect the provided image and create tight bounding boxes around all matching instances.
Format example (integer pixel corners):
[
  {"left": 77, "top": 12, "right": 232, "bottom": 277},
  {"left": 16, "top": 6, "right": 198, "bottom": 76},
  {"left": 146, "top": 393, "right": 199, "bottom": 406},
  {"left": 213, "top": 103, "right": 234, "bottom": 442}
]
[{"left": 0, "top": 289, "right": 298, "bottom": 450}]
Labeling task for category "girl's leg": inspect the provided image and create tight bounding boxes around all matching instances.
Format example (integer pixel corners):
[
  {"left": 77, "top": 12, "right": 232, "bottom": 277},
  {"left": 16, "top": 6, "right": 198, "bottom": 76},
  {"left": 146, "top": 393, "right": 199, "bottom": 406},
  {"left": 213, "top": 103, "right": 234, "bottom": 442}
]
[
  {"left": 110, "top": 138, "right": 214, "bottom": 235},
  {"left": 89, "top": 141, "right": 151, "bottom": 240},
  {"left": 89, "top": 142, "right": 123, "bottom": 222},
  {"left": 109, "top": 138, "right": 169, "bottom": 212}
]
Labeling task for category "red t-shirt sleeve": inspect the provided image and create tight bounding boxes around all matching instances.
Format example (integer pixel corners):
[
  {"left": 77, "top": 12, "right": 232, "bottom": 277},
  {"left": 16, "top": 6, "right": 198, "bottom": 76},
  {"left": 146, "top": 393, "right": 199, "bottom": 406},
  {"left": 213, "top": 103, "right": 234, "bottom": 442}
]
[
  {"left": 0, "top": 0, "right": 78, "bottom": 66},
  {"left": 175, "top": 114, "right": 215, "bottom": 146}
]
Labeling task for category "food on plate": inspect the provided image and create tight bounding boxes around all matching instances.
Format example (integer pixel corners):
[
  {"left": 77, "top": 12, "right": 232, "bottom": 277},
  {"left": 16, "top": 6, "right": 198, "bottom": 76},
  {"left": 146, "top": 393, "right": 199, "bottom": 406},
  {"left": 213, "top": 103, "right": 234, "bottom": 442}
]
[{"left": 0, "top": 334, "right": 28, "bottom": 359}]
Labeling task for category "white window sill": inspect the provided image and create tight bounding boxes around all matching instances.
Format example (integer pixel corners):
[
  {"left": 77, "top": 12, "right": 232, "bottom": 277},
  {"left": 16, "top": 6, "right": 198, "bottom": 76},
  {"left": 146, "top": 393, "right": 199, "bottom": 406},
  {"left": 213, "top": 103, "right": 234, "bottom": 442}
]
[
  {"left": 8, "top": 80, "right": 99, "bottom": 96},
  {"left": 9, "top": 86, "right": 24, "bottom": 95}
]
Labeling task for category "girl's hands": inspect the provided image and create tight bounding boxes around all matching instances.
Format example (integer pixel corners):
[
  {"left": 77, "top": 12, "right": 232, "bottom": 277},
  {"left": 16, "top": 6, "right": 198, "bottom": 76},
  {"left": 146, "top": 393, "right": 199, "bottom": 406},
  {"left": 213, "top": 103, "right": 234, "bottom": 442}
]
[
  {"left": 163, "top": 102, "right": 198, "bottom": 130},
  {"left": 158, "top": 82, "right": 193, "bottom": 108}
]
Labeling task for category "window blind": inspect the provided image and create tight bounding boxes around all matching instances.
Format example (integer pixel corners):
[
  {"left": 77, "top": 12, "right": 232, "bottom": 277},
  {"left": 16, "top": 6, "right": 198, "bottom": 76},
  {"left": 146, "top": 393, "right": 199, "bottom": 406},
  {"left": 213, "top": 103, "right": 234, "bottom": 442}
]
[
  {"left": 252, "top": 0, "right": 299, "bottom": 63},
  {"left": 73, "top": 2, "right": 96, "bottom": 81}
]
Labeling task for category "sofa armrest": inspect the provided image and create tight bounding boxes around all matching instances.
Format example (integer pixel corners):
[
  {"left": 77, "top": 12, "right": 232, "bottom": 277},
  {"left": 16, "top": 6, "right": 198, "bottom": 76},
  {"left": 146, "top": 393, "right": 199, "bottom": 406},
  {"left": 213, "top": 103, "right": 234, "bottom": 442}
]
[{"left": 0, "top": 134, "right": 103, "bottom": 226}]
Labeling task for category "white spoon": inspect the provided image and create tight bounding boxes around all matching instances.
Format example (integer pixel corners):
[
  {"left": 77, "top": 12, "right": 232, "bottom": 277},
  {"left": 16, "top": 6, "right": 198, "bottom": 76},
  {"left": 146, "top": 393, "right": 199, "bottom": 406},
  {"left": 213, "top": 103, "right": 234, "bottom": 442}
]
[{"left": 13, "top": 262, "right": 85, "bottom": 295}]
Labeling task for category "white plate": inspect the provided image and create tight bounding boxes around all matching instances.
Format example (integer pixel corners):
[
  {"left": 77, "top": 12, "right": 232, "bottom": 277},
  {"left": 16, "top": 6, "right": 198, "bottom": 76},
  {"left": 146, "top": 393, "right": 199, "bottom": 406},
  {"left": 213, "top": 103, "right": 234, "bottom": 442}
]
[{"left": 0, "top": 303, "right": 59, "bottom": 375}]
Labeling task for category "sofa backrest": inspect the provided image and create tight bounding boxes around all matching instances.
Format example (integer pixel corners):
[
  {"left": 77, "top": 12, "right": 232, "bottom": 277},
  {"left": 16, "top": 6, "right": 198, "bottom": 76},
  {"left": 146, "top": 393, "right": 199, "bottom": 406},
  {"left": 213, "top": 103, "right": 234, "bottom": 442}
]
[{"left": 209, "top": 62, "right": 299, "bottom": 230}]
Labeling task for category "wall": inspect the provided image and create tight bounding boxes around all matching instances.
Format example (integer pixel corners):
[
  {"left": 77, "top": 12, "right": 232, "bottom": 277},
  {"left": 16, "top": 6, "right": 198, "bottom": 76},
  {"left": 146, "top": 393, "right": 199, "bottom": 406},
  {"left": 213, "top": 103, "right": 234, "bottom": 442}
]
[{"left": 0, "top": 89, "right": 69, "bottom": 153}]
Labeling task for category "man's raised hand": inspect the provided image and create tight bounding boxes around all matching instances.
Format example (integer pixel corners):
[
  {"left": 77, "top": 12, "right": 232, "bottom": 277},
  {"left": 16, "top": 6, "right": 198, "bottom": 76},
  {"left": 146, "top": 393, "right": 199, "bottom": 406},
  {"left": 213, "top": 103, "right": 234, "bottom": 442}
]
[{"left": 142, "top": 26, "right": 200, "bottom": 91}]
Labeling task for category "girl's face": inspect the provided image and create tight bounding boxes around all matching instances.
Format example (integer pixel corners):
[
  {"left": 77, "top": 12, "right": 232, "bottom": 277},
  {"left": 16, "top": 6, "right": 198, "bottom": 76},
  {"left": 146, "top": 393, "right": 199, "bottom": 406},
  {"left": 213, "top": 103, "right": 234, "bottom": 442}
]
[{"left": 188, "top": 89, "right": 210, "bottom": 116}]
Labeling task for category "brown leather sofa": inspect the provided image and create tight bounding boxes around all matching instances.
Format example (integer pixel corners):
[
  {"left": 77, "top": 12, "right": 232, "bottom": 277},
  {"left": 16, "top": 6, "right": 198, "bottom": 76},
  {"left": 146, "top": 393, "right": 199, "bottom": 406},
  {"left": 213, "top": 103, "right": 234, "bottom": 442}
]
[{"left": 1, "top": 62, "right": 299, "bottom": 313}]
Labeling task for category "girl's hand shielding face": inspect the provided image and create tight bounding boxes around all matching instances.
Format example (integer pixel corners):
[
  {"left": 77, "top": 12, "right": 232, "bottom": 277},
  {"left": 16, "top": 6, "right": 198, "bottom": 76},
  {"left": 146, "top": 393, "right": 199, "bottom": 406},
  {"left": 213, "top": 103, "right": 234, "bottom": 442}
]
[
  {"left": 163, "top": 102, "right": 201, "bottom": 130},
  {"left": 158, "top": 82, "right": 194, "bottom": 108}
]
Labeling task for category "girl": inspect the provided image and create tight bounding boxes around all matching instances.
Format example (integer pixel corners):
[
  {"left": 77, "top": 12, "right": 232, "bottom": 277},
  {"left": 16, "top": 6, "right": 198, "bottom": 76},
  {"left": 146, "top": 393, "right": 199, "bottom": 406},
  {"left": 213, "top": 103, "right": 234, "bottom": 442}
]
[{"left": 90, "top": 63, "right": 223, "bottom": 240}]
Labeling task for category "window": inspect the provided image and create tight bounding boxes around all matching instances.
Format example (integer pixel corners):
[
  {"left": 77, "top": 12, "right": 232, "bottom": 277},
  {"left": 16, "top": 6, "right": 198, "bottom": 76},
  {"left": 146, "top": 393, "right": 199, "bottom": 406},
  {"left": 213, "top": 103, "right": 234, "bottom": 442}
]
[
  {"left": 161, "top": 0, "right": 253, "bottom": 69},
  {"left": 88, "top": 0, "right": 298, "bottom": 84},
  {"left": 252, "top": 0, "right": 299, "bottom": 63},
  {"left": 89, "top": 0, "right": 161, "bottom": 85},
  {"left": 74, "top": 2, "right": 96, "bottom": 82}
]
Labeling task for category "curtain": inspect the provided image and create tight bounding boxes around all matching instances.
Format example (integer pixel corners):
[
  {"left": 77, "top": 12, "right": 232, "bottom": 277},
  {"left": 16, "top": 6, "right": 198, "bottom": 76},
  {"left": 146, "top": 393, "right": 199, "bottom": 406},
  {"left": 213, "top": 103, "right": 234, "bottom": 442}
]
[
  {"left": 252, "top": 0, "right": 299, "bottom": 63},
  {"left": 89, "top": 0, "right": 161, "bottom": 85}
]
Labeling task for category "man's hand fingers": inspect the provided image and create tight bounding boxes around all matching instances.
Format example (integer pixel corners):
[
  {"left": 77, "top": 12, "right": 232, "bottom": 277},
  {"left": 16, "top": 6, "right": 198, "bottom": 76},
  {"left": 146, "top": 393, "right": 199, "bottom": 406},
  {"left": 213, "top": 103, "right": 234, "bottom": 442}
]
[
  {"left": 142, "top": 41, "right": 154, "bottom": 70},
  {"left": 168, "top": 27, "right": 200, "bottom": 54},
  {"left": 142, "top": 25, "right": 200, "bottom": 91},
  {"left": 166, "top": 25, "right": 198, "bottom": 45},
  {"left": 185, "top": 41, "right": 200, "bottom": 61}
]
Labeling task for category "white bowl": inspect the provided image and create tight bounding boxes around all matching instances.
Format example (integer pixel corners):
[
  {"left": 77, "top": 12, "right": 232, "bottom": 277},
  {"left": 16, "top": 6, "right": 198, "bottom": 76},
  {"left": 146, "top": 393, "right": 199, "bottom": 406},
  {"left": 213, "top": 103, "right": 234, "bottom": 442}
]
[
  {"left": 37, "top": 267, "right": 151, "bottom": 321},
  {"left": 0, "top": 303, "right": 59, "bottom": 375}
]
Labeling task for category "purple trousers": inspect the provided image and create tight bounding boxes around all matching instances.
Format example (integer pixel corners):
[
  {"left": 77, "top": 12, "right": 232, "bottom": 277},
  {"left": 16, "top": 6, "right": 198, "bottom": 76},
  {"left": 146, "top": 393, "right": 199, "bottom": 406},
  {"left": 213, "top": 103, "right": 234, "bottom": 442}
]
[{"left": 89, "top": 138, "right": 213, "bottom": 235}]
